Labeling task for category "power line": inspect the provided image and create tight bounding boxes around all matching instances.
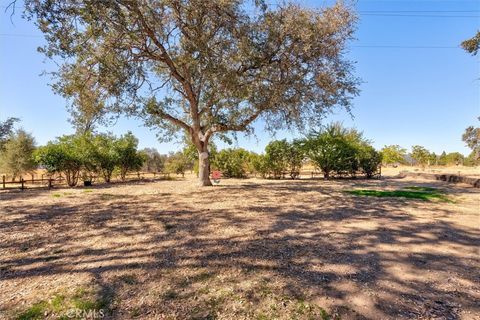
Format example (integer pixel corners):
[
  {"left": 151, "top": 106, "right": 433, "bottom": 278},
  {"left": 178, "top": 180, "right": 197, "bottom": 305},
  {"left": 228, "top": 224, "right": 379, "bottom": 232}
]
[
  {"left": 0, "top": 33, "right": 463, "bottom": 49},
  {"left": 360, "top": 13, "right": 479, "bottom": 18},
  {"left": 358, "top": 10, "right": 480, "bottom": 13},
  {"left": 352, "top": 45, "right": 459, "bottom": 49},
  {"left": 0, "top": 33, "right": 42, "bottom": 38}
]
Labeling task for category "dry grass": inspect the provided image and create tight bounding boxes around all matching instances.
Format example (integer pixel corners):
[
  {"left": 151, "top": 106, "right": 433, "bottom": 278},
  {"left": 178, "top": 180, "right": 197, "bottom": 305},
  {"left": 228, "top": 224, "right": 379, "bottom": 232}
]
[{"left": 0, "top": 176, "right": 479, "bottom": 319}]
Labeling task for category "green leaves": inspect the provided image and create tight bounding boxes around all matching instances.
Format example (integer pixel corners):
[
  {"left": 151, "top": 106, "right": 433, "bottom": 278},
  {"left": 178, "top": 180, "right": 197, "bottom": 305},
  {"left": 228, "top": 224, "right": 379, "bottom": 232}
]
[
  {"left": 304, "top": 123, "right": 381, "bottom": 178},
  {"left": 35, "top": 132, "right": 144, "bottom": 186},
  {"left": 0, "top": 129, "right": 36, "bottom": 180},
  {"left": 27, "top": 0, "right": 359, "bottom": 149}
]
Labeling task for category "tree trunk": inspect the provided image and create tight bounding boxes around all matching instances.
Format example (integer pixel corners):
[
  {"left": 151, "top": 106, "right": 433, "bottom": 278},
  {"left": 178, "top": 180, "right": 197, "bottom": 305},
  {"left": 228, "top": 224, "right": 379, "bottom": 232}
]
[{"left": 198, "top": 150, "right": 213, "bottom": 186}]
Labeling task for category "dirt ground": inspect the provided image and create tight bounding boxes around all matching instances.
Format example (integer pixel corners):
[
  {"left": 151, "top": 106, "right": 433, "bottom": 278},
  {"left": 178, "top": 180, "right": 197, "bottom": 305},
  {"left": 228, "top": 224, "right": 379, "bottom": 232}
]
[{"left": 0, "top": 175, "right": 479, "bottom": 319}]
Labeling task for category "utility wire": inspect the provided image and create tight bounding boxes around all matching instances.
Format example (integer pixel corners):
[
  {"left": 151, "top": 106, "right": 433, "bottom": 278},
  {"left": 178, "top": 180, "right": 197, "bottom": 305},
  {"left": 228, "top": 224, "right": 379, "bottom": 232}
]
[{"left": 0, "top": 33, "right": 463, "bottom": 49}]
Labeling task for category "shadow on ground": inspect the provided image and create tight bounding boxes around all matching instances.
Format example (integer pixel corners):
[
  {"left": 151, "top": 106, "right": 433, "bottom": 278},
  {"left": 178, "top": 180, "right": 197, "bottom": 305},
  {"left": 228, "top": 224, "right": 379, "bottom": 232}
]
[{"left": 0, "top": 178, "right": 479, "bottom": 319}]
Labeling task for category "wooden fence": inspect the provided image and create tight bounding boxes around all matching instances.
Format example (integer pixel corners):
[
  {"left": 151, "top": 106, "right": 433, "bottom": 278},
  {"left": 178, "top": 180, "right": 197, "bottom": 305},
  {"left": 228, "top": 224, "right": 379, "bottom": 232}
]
[{"left": 1, "top": 171, "right": 171, "bottom": 191}]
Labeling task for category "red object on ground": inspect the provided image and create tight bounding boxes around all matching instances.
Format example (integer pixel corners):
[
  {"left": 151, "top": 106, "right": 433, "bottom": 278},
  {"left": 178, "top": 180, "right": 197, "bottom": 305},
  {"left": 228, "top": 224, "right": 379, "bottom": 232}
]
[{"left": 211, "top": 170, "right": 222, "bottom": 180}]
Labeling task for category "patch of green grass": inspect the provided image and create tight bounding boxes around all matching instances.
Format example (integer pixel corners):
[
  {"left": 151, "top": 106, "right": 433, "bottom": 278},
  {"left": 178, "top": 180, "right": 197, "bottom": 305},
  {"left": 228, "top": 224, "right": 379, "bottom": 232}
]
[
  {"left": 16, "top": 301, "right": 48, "bottom": 320},
  {"left": 72, "top": 287, "right": 111, "bottom": 311},
  {"left": 15, "top": 287, "right": 112, "bottom": 320},
  {"left": 83, "top": 189, "right": 93, "bottom": 193},
  {"left": 52, "top": 193, "right": 62, "bottom": 198},
  {"left": 346, "top": 189, "right": 452, "bottom": 202},
  {"left": 403, "top": 186, "right": 438, "bottom": 192}
]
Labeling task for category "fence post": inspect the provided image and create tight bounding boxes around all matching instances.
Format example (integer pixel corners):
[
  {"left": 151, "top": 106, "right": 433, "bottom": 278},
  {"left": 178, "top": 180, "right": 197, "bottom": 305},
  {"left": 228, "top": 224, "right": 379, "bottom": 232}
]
[
  {"left": 2, "top": 175, "right": 5, "bottom": 189},
  {"left": 20, "top": 178, "right": 25, "bottom": 190},
  {"left": 48, "top": 178, "right": 53, "bottom": 189},
  {"left": 31, "top": 174, "right": 34, "bottom": 183}
]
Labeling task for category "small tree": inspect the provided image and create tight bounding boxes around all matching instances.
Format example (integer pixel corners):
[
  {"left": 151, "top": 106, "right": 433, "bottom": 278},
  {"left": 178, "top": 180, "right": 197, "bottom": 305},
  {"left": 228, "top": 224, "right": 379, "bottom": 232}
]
[
  {"left": 91, "top": 134, "right": 119, "bottom": 182},
  {"left": 444, "top": 152, "right": 464, "bottom": 166},
  {"left": 212, "top": 148, "right": 250, "bottom": 178},
  {"left": 380, "top": 145, "right": 406, "bottom": 166},
  {"left": 438, "top": 151, "right": 447, "bottom": 166},
  {"left": 0, "top": 117, "right": 19, "bottom": 148},
  {"left": 141, "top": 148, "right": 166, "bottom": 173},
  {"left": 461, "top": 31, "right": 480, "bottom": 56},
  {"left": 250, "top": 153, "right": 269, "bottom": 178},
  {"left": 358, "top": 144, "right": 382, "bottom": 178},
  {"left": 0, "top": 129, "right": 36, "bottom": 181},
  {"left": 464, "top": 151, "right": 480, "bottom": 166},
  {"left": 114, "top": 132, "right": 144, "bottom": 181},
  {"left": 165, "top": 152, "right": 189, "bottom": 177},
  {"left": 304, "top": 123, "right": 357, "bottom": 178},
  {"left": 35, "top": 135, "right": 83, "bottom": 186},
  {"left": 264, "top": 140, "right": 290, "bottom": 179},
  {"left": 462, "top": 118, "right": 480, "bottom": 160},
  {"left": 411, "top": 145, "right": 431, "bottom": 169},
  {"left": 285, "top": 140, "right": 304, "bottom": 179}
]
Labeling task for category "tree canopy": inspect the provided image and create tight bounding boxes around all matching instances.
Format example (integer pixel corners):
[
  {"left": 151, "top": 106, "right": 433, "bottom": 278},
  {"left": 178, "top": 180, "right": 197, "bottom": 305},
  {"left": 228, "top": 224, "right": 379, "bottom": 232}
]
[
  {"left": 462, "top": 117, "right": 480, "bottom": 160},
  {"left": 0, "top": 117, "right": 19, "bottom": 147},
  {"left": 25, "top": 0, "right": 359, "bottom": 186},
  {"left": 381, "top": 145, "right": 406, "bottom": 166},
  {"left": 461, "top": 31, "right": 480, "bottom": 56},
  {"left": 0, "top": 129, "right": 36, "bottom": 180}
]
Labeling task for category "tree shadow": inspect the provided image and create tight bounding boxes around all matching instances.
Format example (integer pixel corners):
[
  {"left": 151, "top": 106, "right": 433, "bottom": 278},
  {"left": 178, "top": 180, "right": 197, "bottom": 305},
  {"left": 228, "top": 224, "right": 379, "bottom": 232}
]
[{"left": 0, "top": 178, "right": 479, "bottom": 319}]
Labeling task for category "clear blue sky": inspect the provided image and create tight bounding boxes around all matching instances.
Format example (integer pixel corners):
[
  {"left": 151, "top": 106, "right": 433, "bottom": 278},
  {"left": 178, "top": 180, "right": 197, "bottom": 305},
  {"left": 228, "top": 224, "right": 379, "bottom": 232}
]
[{"left": 1, "top": 0, "right": 479, "bottom": 155}]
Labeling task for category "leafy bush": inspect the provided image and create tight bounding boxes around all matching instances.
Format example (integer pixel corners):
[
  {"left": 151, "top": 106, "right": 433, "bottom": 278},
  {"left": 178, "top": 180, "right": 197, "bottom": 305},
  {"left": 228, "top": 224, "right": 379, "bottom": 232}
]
[
  {"left": 358, "top": 145, "right": 382, "bottom": 178},
  {"left": 35, "top": 132, "right": 144, "bottom": 186},
  {"left": 165, "top": 152, "right": 190, "bottom": 177},
  {"left": 114, "top": 132, "right": 144, "bottom": 181},
  {"left": 35, "top": 135, "right": 84, "bottom": 186},
  {"left": 141, "top": 148, "right": 167, "bottom": 173},
  {"left": 263, "top": 139, "right": 304, "bottom": 179},
  {"left": 0, "top": 129, "right": 37, "bottom": 181},
  {"left": 212, "top": 148, "right": 250, "bottom": 178},
  {"left": 380, "top": 145, "right": 406, "bottom": 166},
  {"left": 264, "top": 140, "right": 290, "bottom": 178},
  {"left": 304, "top": 123, "right": 380, "bottom": 178}
]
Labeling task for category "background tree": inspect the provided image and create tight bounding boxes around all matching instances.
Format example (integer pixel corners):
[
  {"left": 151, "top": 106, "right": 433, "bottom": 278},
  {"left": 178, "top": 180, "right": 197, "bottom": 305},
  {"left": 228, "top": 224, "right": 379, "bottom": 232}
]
[
  {"left": 304, "top": 123, "right": 380, "bottom": 178},
  {"left": 250, "top": 153, "right": 269, "bottom": 178},
  {"left": 35, "top": 135, "right": 84, "bottom": 187},
  {"left": 26, "top": 0, "right": 359, "bottom": 186},
  {"left": 444, "top": 152, "right": 464, "bottom": 166},
  {"left": 264, "top": 140, "right": 290, "bottom": 179},
  {"left": 165, "top": 152, "right": 189, "bottom": 177},
  {"left": 411, "top": 145, "right": 431, "bottom": 168},
  {"left": 91, "top": 134, "right": 119, "bottom": 182},
  {"left": 114, "top": 132, "right": 144, "bottom": 181},
  {"left": 429, "top": 152, "right": 438, "bottom": 166},
  {"left": 141, "top": 148, "right": 166, "bottom": 173},
  {"left": 212, "top": 148, "right": 250, "bottom": 178},
  {"left": 462, "top": 117, "right": 480, "bottom": 160},
  {"left": 380, "top": 145, "right": 406, "bottom": 166},
  {"left": 0, "top": 129, "right": 37, "bottom": 181},
  {"left": 438, "top": 151, "right": 447, "bottom": 166},
  {"left": 461, "top": 31, "right": 480, "bottom": 56},
  {"left": 304, "top": 123, "right": 356, "bottom": 178},
  {"left": 358, "top": 144, "right": 382, "bottom": 178},
  {"left": 285, "top": 140, "right": 305, "bottom": 179},
  {"left": 0, "top": 117, "right": 19, "bottom": 148},
  {"left": 464, "top": 151, "right": 480, "bottom": 166}
]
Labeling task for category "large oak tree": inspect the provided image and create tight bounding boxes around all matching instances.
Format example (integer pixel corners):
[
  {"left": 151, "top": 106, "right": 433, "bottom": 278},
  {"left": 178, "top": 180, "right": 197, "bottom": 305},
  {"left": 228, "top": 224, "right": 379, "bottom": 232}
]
[{"left": 25, "top": 0, "right": 359, "bottom": 186}]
